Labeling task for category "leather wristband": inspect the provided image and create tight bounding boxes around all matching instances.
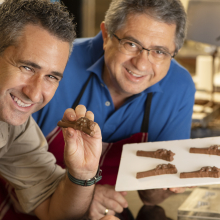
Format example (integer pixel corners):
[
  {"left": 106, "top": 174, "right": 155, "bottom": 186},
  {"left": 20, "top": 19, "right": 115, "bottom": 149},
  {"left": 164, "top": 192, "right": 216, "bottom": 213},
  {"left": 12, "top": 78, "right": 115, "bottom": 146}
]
[{"left": 67, "top": 167, "right": 102, "bottom": 186}]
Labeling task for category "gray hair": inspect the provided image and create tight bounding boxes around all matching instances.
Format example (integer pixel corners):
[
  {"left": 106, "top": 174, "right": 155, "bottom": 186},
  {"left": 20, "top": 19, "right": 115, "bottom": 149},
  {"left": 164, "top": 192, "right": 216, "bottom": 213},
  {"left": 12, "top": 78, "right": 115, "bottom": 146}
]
[
  {"left": 104, "top": 0, "right": 187, "bottom": 53},
  {"left": 0, "top": 0, "right": 76, "bottom": 55}
]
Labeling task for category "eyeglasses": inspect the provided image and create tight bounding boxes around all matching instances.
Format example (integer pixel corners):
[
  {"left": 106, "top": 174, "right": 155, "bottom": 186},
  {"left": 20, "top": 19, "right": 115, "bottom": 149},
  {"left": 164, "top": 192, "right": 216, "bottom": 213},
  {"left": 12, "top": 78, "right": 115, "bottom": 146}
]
[{"left": 113, "top": 34, "right": 175, "bottom": 65}]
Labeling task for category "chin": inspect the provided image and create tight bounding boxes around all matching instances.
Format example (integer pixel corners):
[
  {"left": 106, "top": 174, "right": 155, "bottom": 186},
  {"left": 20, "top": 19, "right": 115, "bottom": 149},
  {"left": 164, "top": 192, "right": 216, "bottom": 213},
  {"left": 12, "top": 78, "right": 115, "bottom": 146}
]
[
  {"left": 2, "top": 113, "right": 29, "bottom": 126},
  {"left": 5, "top": 118, "right": 27, "bottom": 126}
]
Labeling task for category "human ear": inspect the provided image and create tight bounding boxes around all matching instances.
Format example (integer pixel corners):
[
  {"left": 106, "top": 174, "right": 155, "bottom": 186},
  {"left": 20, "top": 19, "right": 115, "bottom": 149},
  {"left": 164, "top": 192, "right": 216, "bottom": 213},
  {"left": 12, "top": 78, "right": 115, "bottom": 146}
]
[{"left": 100, "top": 22, "right": 109, "bottom": 50}]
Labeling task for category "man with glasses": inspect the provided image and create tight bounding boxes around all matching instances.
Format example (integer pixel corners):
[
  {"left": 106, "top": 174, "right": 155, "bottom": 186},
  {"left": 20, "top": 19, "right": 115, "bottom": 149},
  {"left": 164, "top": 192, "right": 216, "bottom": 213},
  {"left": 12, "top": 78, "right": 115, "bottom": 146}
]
[
  {"left": 34, "top": 0, "right": 196, "bottom": 219},
  {"left": 0, "top": 0, "right": 120, "bottom": 220}
]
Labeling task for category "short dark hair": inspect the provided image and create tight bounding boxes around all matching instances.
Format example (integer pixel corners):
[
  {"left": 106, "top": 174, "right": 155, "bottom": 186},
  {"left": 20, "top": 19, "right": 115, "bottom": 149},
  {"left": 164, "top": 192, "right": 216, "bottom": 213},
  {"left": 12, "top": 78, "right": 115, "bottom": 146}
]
[
  {"left": 0, "top": 0, "right": 76, "bottom": 54},
  {"left": 105, "top": 0, "right": 187, "bottom": 52}
]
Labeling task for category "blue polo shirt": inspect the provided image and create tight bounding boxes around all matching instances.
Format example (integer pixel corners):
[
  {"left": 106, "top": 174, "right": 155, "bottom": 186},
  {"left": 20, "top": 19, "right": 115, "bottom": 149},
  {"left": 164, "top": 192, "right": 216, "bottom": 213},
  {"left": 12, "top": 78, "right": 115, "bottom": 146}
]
[{"left": 33, "top": 32, "right": 196, "bottom": 143}]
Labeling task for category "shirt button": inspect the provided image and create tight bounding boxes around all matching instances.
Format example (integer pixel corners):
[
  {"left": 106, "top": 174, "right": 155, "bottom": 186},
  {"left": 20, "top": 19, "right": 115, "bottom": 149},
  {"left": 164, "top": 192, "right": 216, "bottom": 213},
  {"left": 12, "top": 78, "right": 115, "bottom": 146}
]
[
  {"left": 101, "top": 83, "right": 104, "bottom": 87},
  {"left": 105, "top": 101, "right": 110, "bottom": 106}
]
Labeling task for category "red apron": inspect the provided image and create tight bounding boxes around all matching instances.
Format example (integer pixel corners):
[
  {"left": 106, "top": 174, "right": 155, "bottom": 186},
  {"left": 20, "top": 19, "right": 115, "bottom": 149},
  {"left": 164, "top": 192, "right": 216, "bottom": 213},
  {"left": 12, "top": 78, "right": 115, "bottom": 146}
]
[{"left": 0, "top": 74, "right": 152, "bottom": 219}]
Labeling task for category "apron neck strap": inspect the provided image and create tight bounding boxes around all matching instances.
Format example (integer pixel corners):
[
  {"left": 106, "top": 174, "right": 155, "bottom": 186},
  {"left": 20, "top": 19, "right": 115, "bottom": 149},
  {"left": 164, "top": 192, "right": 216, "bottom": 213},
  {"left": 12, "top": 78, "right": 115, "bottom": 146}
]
[
  {"left": 141, "top": 92, "right": 153, "bottom": 133},
  {"left": 72, "top": 74, "right": 93, "bottom": 109}
]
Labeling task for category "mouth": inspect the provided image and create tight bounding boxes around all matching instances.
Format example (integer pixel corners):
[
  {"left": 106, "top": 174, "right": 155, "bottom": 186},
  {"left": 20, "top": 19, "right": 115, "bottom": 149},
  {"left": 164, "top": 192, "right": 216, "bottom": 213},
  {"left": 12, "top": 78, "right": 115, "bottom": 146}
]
[
  {"left": 126, "top": 68, "right": 144, "bottom": 78},
  {"left": 10, "top": 94, "right": 32, "bottom": 108}
]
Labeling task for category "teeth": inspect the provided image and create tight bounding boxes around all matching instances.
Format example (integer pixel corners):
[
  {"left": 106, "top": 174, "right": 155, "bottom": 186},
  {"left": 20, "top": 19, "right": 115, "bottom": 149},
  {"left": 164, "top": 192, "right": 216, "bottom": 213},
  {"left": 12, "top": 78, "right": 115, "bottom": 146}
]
[
  {"left": 127, "top": 69, "right": 142, "bottom": 78},
  {"left": 11, "top": 95, "right": 31, "bottom": 107}
]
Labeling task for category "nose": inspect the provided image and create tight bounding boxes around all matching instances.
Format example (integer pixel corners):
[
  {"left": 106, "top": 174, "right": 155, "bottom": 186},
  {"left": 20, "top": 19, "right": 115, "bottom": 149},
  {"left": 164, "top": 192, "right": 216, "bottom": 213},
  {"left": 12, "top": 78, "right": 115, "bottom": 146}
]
[
  {"left": 22, "top": 75, "right": 43, "bottom": 103},
  {"left": 131, "top": 50, "right": 152, "bottom": 72}
]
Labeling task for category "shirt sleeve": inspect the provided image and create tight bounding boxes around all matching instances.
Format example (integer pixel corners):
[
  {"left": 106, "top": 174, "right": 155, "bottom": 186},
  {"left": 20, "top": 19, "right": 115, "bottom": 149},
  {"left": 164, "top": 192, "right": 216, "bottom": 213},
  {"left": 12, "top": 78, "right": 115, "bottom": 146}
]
[{"left": 0, "top": 116, "right": 65, "bottom": 213}]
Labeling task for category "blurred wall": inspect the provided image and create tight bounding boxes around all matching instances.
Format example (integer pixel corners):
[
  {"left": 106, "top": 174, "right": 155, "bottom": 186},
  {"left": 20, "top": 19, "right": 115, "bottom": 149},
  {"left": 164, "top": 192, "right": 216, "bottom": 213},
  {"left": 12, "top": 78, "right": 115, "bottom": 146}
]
[
  {"left": 54, "top": 0, "right": 190, "bottom": 37},
  {"left": 181, "top": 0, "right": 189, "bottom": 9},
  {"left": 94, "top": 0, "right": 189, "bottom": 36}
]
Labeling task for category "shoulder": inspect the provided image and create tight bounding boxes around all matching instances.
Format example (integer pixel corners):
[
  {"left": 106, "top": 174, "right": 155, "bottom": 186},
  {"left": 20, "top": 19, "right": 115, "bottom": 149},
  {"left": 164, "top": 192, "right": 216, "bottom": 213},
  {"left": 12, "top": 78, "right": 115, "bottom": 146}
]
[
  {"left": 169, "top": 59, "right": 194, "bottom": 84},
  {"left": 156, "top": 59, "right": 196, "bottom": 111},
  {"left": 0, "top": 117, "right": 42, "bottom": 149},
  {"left": 68, "top": 32, "right": 104, "bottom": 67},
  {"left": 63, "top": 32, "right": 103, "bottom": 81},
  {"left": 161, "top": 59, "right": 196, "bottom": 93}
]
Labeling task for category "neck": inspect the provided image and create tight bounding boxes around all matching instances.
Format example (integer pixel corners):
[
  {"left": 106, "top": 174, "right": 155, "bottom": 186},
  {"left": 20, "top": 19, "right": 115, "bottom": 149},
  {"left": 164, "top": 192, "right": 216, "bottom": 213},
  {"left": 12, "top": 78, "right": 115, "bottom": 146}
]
[
  {"left": 102, "top": 65, "right": 133, "bottom": 110},
  {"left": 110, "top": 91, "right": 129, "bottom": 110}
]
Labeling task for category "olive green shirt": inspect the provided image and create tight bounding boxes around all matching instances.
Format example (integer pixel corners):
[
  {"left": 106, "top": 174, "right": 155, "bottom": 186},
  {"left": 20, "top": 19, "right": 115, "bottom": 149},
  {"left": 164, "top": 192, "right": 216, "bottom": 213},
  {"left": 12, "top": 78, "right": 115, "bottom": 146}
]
[{"left": 0, "top": 116, "right": 65, "bottom": 213}]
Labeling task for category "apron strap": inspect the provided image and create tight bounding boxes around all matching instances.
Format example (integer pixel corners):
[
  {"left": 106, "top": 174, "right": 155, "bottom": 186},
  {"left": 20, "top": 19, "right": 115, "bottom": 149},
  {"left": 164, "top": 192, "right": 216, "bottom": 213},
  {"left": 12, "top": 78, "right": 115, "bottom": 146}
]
[
  {"left": 141, "top": 92, "right": 153, "bottom": 133},
  {"left": 71, "top": 74, "right": 93, "bottom": 109}
]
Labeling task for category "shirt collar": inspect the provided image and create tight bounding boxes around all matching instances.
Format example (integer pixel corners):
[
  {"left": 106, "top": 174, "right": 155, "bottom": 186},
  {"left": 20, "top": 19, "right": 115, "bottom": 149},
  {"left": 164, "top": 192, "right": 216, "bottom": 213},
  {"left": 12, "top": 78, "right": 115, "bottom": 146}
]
[{"left": 87, "top": 56, "right": 105, "bottom": 83}]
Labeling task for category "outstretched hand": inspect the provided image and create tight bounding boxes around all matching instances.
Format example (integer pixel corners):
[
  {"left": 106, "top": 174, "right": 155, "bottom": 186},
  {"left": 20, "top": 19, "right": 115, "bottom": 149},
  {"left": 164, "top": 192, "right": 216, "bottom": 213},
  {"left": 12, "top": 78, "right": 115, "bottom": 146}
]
[
  {"left": 61, "top": 105, "right": 102, "bottom": 180},
  {"left": 100, "top": 216, "right": 120, "bottom": 220},
  {"left": 165, "top": 186, "right": 196, "bottom": 193},
  {"left": 165, "top": 187, "right": 186, "bottom": 193},
  {"left": 88, "top": 184, "right": 128, "bottom": 220}
]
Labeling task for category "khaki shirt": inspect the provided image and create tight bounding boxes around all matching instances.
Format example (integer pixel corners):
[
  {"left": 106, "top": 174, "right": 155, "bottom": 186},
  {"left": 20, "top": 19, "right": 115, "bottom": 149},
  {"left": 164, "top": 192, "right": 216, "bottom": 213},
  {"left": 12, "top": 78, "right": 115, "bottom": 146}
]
[{"left": 0, "top": 116, "right": 65, "bottom": 213}]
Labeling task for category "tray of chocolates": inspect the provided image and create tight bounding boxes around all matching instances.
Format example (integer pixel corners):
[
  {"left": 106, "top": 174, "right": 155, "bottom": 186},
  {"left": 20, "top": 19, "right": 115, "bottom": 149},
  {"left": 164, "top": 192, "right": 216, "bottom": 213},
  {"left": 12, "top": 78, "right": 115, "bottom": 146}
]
[{"left": 115, "top": 136, "right": 220, "bottom": 191}]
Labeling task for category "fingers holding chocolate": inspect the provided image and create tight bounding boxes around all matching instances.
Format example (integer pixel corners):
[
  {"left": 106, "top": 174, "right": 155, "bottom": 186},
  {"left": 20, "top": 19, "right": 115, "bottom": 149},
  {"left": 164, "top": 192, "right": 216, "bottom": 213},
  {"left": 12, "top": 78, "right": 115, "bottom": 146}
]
[
  {"left": 58, "top": 105, "right": 97, "bottom": 137},
  {"left": 85, "top": 110, "right": 95, "bottom": 121},
  {"left": 61, "top": 108, "right": 77, "bottom": 122},
  {"left": 61, "top": 105, "right": 102, "bottom": 180},
  {"left": 61, "top": 105, "right": 88, "bottom": 122},
  {"left": 58, "top": 117, "right": 96, "bottom": 137},
  {"left": 75, "top": 105, "right": 89, "bottom": 120}
]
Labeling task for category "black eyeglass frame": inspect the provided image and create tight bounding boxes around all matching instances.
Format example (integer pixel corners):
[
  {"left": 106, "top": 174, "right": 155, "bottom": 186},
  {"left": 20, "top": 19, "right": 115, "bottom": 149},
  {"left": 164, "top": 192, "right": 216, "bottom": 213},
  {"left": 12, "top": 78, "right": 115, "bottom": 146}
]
[{"left": 112, "top": 33, "right": 176, "bottom": 59}]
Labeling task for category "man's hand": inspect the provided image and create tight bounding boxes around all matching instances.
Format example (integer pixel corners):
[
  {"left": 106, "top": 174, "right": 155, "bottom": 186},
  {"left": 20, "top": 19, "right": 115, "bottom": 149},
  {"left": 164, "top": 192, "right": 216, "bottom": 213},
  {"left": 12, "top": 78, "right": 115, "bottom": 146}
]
[
  {"left": 165, "top": 186, "right": 196, "bottom": 193},
  {"left": 88, "top": 184, "right": 128, "bottom": 220},
  {"left": 100, "top": 216, "right": 120, "bottom": 220},
  {"left": 138, "top": 188, "right": 174, "bottom": 205},
  {"left": 164, "top": 187, "right": 186, "bottom": 193},
  {"left": 62, "top": 105, "right": 102, "bottom": 180},
  {"left": 139, "top": 186, "right": 193, "bottom": 206},
  {"left": 35, "top": 105, "right": 103, "bottom": 220}
]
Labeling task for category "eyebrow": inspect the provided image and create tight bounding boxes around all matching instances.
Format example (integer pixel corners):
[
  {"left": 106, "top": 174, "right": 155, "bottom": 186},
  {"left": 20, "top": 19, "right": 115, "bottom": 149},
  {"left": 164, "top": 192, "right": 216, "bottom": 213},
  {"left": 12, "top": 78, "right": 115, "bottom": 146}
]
[
  {"left": 18, "top": 60, "right": 63, "bottom": 79},
  {"left": 123, "top": 36, "right": 171, "bottom": 53}
]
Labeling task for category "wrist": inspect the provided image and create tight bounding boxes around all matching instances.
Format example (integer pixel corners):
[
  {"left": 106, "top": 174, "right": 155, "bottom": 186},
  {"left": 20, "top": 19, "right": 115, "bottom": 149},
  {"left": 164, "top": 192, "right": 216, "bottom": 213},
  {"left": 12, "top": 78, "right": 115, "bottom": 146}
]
[
  {"left": 68, "top": 167, "right": 98, "bottom": 180},
  {"left": 67, "top": 167, "right": 102, "bottom": 186}
]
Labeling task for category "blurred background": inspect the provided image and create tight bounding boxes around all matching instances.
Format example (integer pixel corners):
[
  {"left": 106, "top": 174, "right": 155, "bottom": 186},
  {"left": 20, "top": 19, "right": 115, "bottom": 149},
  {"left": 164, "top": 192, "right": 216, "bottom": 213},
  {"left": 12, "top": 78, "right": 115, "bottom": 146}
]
[{"left": 46, "top": 0, "right": 189, "bottom": 38}]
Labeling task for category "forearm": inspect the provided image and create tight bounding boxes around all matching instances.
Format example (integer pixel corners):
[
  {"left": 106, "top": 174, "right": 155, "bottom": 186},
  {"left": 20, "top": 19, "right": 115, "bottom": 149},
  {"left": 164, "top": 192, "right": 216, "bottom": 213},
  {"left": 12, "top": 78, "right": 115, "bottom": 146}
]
[
  {"left": 34, "top": 106, "right": 102, "bottom": 220},
  {"left": 35, "top": 172, "right": 95, "bottom": 220}
]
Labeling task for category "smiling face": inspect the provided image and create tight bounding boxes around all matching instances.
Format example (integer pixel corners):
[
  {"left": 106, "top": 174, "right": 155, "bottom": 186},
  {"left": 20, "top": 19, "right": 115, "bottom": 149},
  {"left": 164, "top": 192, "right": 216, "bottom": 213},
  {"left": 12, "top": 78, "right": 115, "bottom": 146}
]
[
  {"left": 0, "top": 24, "right": 70, "bottom": 125},
  {"left": 101, "top": 13, "right": 176, "bottom": 101}
]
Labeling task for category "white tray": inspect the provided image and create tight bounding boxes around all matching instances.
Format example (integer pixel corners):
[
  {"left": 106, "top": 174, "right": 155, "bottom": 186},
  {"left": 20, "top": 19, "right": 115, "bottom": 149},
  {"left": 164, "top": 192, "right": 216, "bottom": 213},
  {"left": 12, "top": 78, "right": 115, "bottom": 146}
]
[{"left": 115, "top": 137, "right": 220, "bottom": 191}]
